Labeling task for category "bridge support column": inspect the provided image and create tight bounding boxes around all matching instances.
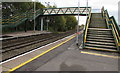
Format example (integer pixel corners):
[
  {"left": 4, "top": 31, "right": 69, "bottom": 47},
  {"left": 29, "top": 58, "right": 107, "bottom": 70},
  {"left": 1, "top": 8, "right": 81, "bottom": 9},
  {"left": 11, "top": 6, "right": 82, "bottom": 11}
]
[{"left": 41, "top": 17, "right": 44, "bottom": 31}]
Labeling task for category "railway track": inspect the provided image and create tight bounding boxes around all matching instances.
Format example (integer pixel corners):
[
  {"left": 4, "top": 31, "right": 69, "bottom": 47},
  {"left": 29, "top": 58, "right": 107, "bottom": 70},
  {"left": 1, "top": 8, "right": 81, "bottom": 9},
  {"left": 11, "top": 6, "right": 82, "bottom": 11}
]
[
  {"left": 2, "top": 33, "right": 57, "bottom": 53},
  {"left": 1, "top": 30, "right": 76, "bottom": 61}
]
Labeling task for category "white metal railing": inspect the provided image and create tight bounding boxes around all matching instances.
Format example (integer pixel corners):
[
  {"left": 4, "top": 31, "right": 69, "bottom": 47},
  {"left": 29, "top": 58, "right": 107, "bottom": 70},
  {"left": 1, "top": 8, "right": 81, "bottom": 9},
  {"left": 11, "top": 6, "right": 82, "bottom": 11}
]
[{"left": 42, "top": 7, "right": 91, "bottom": 15}]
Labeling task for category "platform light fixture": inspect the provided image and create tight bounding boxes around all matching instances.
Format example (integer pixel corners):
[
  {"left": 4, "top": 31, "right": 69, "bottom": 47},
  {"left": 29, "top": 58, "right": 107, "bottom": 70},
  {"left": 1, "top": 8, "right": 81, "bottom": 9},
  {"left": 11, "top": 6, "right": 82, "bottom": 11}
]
[{"left": 45, "top": 2, "right": 50, "bottom": 31}]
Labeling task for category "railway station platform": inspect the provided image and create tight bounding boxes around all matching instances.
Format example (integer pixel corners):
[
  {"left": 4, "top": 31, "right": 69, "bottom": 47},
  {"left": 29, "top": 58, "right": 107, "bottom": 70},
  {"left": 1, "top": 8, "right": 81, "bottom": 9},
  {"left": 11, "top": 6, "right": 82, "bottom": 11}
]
[
  {"left": 1, "top": 31, "right": 51, "bottom": 40},
  {"left": 1, "top": 31, "right": 119, "bottom": 73},
  {"left": 1, "top": 2, "right": 120, "bottom": 73}
]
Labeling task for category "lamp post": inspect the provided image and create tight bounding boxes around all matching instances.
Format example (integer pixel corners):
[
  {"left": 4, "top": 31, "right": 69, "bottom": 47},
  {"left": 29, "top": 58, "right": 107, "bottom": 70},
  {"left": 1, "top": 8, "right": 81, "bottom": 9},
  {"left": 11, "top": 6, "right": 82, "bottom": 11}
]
[
  {"left": 86, "top": 0, "right": 88, "bottom": 17},
  {"left": 76, "top": 0, "right": 80, "bottom": 46},
  {"left": 34, "top": 1, "right": 36, "bottom": 32},
  {"left": 46, "top": 19, "right": 50, "bottom": 31},
  {"left": 81, "top": 0, "right": 88, "bottom": 49},
  {"left": 45, "top": 2, "right": 50, "bottom": 31}
]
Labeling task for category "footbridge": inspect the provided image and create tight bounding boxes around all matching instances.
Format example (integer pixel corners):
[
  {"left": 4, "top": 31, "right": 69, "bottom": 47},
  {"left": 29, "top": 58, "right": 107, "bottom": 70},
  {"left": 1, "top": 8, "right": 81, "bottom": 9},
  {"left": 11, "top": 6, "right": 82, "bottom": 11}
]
[
  {"left": 2, "top": 7, "right": 91, "bottom": 25},
  {"left": 2, "top": 7, "right": 91, "bottom": 32},
  {"left": 40, "top": 7, "right": 91, "bottom": 16}
]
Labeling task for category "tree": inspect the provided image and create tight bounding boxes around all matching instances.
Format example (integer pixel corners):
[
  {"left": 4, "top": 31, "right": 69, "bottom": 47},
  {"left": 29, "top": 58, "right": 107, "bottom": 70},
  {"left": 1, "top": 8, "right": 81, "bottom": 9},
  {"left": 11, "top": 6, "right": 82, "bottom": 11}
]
[
  {"left": 64, "top": 16, "right": 78, "bottom": 30},
  {"left": 2, "top": 2, "right": 45, "bottom": 17},
  {"left": 2, "top": 3, "right": 78, "bottom": 33},
  {"left": 2, "top": 2, "right": 46, "bottom": 33}
]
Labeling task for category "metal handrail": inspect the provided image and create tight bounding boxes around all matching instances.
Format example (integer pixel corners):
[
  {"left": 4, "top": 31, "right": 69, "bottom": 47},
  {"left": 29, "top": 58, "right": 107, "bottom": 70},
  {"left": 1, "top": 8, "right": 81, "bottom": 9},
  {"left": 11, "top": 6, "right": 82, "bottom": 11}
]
[
  {"left": 111, "top": 19, "right": 120, "bottom": 48},
  {"left": 111, "top": 19, "right": 119, "bottom": 39},
  {"left": 110, "top": 23, "right": 120, "bottom": 50},
  {"left": 83, "top": 8, "right": 92, "bottom": 48},
  {"left": 110, "top": 16, "right": 120, "bottom": 35},
  {"left": 102, "top": 7, "right": 120, "bottom": 50}
]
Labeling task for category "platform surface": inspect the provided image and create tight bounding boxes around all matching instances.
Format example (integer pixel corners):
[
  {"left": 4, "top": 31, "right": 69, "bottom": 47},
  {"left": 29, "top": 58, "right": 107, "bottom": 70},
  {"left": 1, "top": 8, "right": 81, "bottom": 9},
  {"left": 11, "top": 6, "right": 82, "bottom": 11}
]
[
  {"left": 1, "top": 31, "right": 120, "bottom": 73},
  {"left": 1, "top": 31, "right": 51, "bottom": 40}
]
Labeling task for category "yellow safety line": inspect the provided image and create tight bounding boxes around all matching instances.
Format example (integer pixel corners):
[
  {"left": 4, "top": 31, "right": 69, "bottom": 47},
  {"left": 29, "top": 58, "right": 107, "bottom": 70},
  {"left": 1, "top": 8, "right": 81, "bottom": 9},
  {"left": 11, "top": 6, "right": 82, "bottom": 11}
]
[
  {"left": 6, "top": 35, "right": 77, "bottom": 73},
  {"left": 81, "top": 51, "right": 120, "bottom": 59},
  {"left": 85, "top": 47, "right": 118, "bottom": 52}
]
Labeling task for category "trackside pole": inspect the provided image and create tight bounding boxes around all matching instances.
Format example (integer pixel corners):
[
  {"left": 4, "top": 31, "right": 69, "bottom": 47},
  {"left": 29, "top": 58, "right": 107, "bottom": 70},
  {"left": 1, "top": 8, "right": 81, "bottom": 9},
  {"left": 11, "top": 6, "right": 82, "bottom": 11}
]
[
  {"left": 34, "top": 1, "right": 36, "bottom": 32},
  {"left": 76, "top": 1, "right": 80, "bottom": 46},
  {"left": 80, "top": 0, "right": 88, "bottom": 49}
]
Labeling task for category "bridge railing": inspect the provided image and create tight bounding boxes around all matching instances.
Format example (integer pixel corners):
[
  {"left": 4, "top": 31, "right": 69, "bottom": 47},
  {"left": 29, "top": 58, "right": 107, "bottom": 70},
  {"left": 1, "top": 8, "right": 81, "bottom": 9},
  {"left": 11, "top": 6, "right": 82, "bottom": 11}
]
[
  {"left": 2, "top": 12, "right": 28, "bottom": 32},
  {"left": 2, "top": 8, "right": 42, "bottom": 32},
  {"left": 41, "top": 7, "right": 91, "bottom": 16},
  {"left": 2, "top": 7, "right": 91, "bottom": 27},
  {"left": 82, "top": 8, "right": 92, "bottom": 48},
  {"left": 102, "top": 7, "right": 120, "bottom": 51},
  {"left": 2, "top": 7, "right": 92, "bottom": 33}
]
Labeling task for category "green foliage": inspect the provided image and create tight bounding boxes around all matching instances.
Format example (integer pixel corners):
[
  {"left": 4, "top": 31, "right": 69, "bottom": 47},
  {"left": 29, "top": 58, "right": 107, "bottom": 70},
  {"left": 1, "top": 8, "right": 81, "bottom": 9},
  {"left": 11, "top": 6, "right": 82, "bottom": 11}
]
[
  {"left": 2, "top": 3, "right": 77, "bottom": 33},
  {"left": 45, "top": 6, "right": 77, "bottom": 32},
  {"left": 64, "top": 16, "right": 78, "bottom": 30},
  {"left": 47, "top": 15, "right": 77, "bottom": 32},
  {"left": 2, "top": 2, "right": 45, "bottom": 17},
  {"left": 53, "top": 16, "right": 66, "bottom": 31}
]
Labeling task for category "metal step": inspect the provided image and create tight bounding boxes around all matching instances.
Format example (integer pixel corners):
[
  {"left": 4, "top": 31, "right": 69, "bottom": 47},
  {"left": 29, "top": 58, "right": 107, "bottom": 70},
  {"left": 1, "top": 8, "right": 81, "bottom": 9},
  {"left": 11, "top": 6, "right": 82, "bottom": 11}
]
[
  {"left": 89, "top": 25, "right": 106, "bottom": 26},
  {"left": 85, "top": 43, "right": 117, "bottom": 49},
  {"left": 87, "top": 34, "right": 113, "bottom": 38},
  {"left": 87, "top": 34, "right": 113, "bottom": 36},
  {"left": 84, "top": 46, "right": 118, "bottom": 52},
  {"left": 92, "top": 14, "right": 102, "bottom": 16},
  {"left": 86, "top": 41, "right": 115, "bottom": 46},
  {"left": 91, "top": 21, "right": 104, "bottom": 23},
  {"left": 88, "top": 28, "right": 111, "bottom": 31},
  {"left": 87, "top": 32, "right": 112, "bottom": 35},
  {"left": 89, "top": 25, "right": 106, "bottom": 27},
  {"left": 91, "top": 18, "right": 105, "bottom": 20},
  {"left": 89, "top": 26, "right": 107, "bottom": 28},
  {"left": 88, "top": 30, "right": 111, "bottom": 32},
  {"left": 87, "top": 36, "right": 114, "bottom": 40},
  {"left": 87, "top": 38, "right": 115, "bottom": 43},
  {"left": 90, "top": 22, "right": 105, "bottom": 24}
]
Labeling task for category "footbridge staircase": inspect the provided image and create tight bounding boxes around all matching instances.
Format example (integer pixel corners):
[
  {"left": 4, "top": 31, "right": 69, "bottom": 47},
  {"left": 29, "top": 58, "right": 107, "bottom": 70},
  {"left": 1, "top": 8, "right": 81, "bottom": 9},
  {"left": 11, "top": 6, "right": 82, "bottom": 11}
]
[{"left": 83, "top": 7, "right": 120, "bottom": 52}]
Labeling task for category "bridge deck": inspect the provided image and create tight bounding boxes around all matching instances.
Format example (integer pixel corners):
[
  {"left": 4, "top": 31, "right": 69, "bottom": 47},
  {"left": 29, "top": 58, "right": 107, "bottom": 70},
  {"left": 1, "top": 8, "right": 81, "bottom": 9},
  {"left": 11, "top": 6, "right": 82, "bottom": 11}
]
[{"left": 41, "top": 7, "right": 91, "bottom": 16}]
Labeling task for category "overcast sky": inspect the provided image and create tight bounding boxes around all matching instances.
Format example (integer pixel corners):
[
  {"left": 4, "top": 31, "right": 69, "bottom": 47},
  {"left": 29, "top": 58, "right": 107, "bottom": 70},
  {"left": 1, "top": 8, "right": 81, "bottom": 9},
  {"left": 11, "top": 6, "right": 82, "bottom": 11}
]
[{"left": 39, "top": 0, "right": 119, "bottom": 25}]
